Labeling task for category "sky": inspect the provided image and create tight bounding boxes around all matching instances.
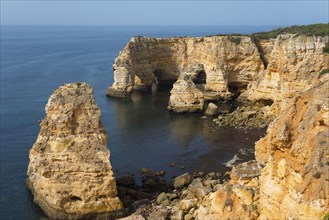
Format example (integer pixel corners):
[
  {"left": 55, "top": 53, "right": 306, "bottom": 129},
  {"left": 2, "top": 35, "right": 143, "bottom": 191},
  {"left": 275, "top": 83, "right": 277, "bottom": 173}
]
[{"left": 0, "top": 0, "right": 328, "bottom": 26}]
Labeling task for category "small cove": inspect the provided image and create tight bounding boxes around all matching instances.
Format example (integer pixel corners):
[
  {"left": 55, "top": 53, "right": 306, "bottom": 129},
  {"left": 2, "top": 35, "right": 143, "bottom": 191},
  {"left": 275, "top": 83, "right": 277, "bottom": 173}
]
[{"left": 0, "top": 26, "right": 272, "bottom": 219}]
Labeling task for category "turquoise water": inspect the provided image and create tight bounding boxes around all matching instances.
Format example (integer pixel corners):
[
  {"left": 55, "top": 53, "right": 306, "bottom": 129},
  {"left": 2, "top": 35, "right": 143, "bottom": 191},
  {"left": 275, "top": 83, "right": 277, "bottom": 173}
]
[{"left": 0, "top": 26, "right": 273, "bottom": 219}]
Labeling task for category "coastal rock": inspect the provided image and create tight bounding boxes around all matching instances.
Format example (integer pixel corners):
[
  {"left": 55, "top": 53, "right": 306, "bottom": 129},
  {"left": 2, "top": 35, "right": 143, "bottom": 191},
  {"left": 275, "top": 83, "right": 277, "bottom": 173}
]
[
  {"left": 26, "top": 83, "right": 122, "bottom": 219},
  {"left": 255, "top": 81, "right": 329, "bottom": 219},
  {"left": 246, "top": 34, "right": 329, "bottom": 115},
  {"left": 230, "top": 160, "right": 262, "bottom": 182},
  {"left": 168, "top": 75, "right": 204, "bottom": 113},
  {"left": 205, "top": 103, "right": 218, "bottom": 116},
  {"left": 172, "top": 173, "right": 193, "bottom": 189},
  {"left": 107, "top": 35, "right": 264, "bottom": 100}
]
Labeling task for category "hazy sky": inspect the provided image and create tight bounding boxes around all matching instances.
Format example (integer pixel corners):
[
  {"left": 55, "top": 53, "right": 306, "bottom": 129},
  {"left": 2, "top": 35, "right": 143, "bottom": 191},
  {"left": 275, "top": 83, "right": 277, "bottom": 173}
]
[{"left": 1, "top": 0, "right": 328, "bottom": 26}]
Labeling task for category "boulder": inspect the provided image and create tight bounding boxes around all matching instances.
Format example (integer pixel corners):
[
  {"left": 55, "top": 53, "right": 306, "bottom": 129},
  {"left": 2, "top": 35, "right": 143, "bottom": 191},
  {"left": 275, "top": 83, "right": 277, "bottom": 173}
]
[
  {"left": 230, "top": 160, "right": 262, "bottom": 181},
  {"left": 205, "top": 103, "right": 218, "bottom": 116},
  {"left": 26, "top": 83, "right": 122, "bottom": 219},
  {"left": 172, "top": 173, "right": 193, "bottom": 189}
]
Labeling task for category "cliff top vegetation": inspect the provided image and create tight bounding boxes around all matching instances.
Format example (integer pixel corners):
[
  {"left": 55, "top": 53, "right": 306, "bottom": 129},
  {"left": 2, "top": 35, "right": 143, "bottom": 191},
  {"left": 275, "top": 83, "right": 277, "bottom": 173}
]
[{"left": 251, "top": 23, "right": 329, "bottom": 39}]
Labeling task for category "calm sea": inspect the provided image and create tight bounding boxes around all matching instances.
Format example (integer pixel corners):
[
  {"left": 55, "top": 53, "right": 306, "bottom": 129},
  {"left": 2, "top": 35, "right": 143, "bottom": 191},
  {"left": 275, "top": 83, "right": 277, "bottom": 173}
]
[{"left": 0, "top": 26, "right": 274, "bottom": 219}]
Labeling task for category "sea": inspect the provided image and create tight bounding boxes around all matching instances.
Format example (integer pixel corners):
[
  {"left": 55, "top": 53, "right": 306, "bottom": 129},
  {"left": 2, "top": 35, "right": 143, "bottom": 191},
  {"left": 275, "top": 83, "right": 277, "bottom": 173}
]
[{"left": 0, "top": 25, "right": 276, "bottom": 219}]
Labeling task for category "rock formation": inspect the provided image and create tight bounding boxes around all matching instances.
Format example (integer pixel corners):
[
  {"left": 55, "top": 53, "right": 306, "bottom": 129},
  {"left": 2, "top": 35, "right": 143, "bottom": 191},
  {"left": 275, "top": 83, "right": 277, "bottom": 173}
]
[
  {"left": 246, "top": 34, "right": 329, "bottom": 114},
  {"left": 26, "top": 83, "right": 122, "bottom": 219},
  {"left": 167, "top": 74, "right": 204, "bottom": 113},
  {"left": 107, "top": 35, "right": 264, "bottom": 101},
  {"left": 255, "top": 81, "right": 329, "bottom": 219},
  {"left": 107, "top": 34, "right": 328, "bottom": 116},
  {"left": 207, "top": 80, "right": 329, "bottom": 219}
]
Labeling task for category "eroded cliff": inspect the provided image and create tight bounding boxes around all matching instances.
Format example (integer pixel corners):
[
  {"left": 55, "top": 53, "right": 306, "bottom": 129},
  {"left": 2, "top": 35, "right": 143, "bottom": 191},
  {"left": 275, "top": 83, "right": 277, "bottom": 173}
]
[
  {"left": 208, "top": 80, "right": 329, "bottom": 219},
  {"left": 108, "top": 32, "right": 329, "bottom": 219},
  {"left": 107, "top": 34, "right": 328, "bottom": 116},
  {"left": 26, "top": 83, "right": 122, "bottom": 219},
  {"left": 107, "top": 35, "right": 264, "bottom": 101},
  {"left": 246, "top": 34, "right": 329, "bottom": 115}
]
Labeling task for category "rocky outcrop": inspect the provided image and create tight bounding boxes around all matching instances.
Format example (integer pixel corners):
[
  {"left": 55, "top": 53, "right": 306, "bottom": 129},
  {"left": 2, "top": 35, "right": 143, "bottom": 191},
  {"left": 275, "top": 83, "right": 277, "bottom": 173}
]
[
  {"left": 254, "top": 81, "right": 329, "bottom": 219},
  {"left": 167, "top": 75, "right": 204, "bottom": 113},
  {"left": 26, "top": 83, "right": 122, "bottom": 219},
  {"left": 208, "top": 80, "right": 329, "bottom": 219},
  {"left": 107, "top": 34, "right": 328, "bottom": 119},
  {"left": 246, "top": 34, "right": 329, "bottom": 115},
  {"left": 107, "top": 35, "right": 264, "bottom": 100}
]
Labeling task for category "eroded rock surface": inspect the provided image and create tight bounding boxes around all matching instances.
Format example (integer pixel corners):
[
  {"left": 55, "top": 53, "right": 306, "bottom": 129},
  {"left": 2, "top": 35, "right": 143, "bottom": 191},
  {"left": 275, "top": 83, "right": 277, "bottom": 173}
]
[
  {"left": 208, "top": 80, "right": 329, "bottom": 219},
  {"left": 255, "top": 81, "right": 329, "bottom": 219},
  {"left": 246, "top": 34, "right": 329, "bottom": 115},
  {"left": 168, "top": 75, "right": 204, "bottom": 113},
  {"left": 107, "top": 35, "right": 264, "bottom": 100},
  {"left": 26, "top": 83, "right": 122, "bottom": 219}
]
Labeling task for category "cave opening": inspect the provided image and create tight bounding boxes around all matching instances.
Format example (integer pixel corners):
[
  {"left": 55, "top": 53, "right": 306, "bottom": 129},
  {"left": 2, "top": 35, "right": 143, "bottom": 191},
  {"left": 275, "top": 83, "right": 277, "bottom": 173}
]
[
  {"left": 152, "top": 69, "right": 178, "bottom": 92},
  {"left": 153, "top": 69, "right": 177, "bottom": 85},
  {"left": 228, "top": 82, "right": 247, "bottom": 100},
  {"left": 193, "top": 71, "right": 207, "bottom": 85}
]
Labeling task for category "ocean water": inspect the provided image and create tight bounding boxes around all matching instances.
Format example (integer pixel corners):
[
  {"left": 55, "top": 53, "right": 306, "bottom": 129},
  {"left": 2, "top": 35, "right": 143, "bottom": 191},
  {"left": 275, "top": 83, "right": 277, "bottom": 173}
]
[{"left": 0, "top": 26, "right": 274, "bottom": 219}]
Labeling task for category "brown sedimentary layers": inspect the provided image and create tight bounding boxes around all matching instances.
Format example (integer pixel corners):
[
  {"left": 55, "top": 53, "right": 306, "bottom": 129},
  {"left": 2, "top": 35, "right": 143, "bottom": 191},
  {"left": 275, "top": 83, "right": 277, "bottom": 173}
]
[{"left": 26, "top": 83, "right": 122, "bottom": 219}]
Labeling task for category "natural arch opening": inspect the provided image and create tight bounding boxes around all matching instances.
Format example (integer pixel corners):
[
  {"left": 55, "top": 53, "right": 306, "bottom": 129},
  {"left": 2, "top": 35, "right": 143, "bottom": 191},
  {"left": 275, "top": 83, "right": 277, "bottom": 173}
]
[
  {"left": 193, "top": 71, "right": 207, "bottom": 84},
  {"left": 153, "top": 69, "right": 177, "bottom": 86}
]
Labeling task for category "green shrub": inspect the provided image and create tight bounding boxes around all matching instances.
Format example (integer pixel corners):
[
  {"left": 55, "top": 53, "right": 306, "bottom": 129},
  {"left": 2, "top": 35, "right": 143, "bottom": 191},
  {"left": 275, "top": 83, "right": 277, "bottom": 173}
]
[
  {"left": 229, "top": 36, "right": 242, "bottom": 44},
  {"left": 319, "top": 68, "right": 329, "bottom": 77},
  {"left": 224, "top": 198, "right": 233, "bottom": 207},
  {"left": 323, "top": 213, "right": 329, "bottom": 220},
  {"left": 323, "top": 42, "right": 329, "bottom": 53},
  {"left": 251, "top": 23, "right": 329, "bottom": 40}
]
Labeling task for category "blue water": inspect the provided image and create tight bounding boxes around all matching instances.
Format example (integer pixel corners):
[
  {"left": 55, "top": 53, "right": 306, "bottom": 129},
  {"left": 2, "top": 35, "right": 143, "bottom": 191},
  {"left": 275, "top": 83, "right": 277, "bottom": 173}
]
[{"left": 0, "top": 26, "right": 274, "bottom": 219}]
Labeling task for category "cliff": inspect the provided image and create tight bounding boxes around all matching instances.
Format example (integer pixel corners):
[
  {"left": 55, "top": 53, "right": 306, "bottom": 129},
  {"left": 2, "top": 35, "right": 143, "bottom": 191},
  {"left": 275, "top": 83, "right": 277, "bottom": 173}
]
[
  {"left": 107, "top": 32, "right": 329, "bottom": 219},
  {"left": 208, "top": 80, "right": 329, "bottom": 219},
  {"left": 255, "top": 80, "right": 329, "bottom": 219},
  {"left": 107, "top": 34, "right": 328, "bottom": 115},
  {"left": 26, "top": 83, "right": 122, "bottom": 219},
  {"left": 246, "top": 34, "right": 329, "bottom": 115},
  {"left": 107, "top": 35, "right": 264, "bottom": 101}
]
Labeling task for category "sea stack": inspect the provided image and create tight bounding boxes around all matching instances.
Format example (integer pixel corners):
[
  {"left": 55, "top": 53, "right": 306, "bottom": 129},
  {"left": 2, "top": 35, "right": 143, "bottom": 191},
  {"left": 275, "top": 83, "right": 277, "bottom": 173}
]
[{"left": 26, "top": 83, "right": 122, "bottom": 219}]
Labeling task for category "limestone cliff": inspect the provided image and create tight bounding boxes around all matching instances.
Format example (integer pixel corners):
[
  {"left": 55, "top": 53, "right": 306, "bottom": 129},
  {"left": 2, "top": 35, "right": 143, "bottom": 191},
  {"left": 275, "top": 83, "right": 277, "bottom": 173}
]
[
  {"left": 246, "top": 34, "right": 329, "bottom": 115},
  {"left": 107, "top": 34, "right": 328, "bottom": 115},
  {"left": 107, "top": 35, "right": 264, "bottom": 99},
  {"left": 255, "top": 81, "right": 329, "bottom": 219},
  {"left": 26, "top": 83, "right": 122, "bottom": 219},
  {"left": 208, "top": 80, "right": 329, "bottom": 219}
]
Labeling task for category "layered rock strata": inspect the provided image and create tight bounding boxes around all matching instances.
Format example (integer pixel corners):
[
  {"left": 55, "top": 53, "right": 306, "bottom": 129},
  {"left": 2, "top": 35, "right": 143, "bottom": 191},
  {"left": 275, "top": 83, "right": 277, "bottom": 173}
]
[
  {"left": 26, "top": 83, "right": 122, "bottom": 219},
  {"left": 167, "top": 74, "right": 204, "bottom": 113},
  {"left": 246, "top": 34, "right": 329, "bottom": 115},
  {"left": 107, "top": 35, "right": 264, "bottom": 100},
  {"left": 208, "top": 80, "right": 329, "bottom": 219},
  {"left": 254, "top": 81, "right": 329, "bottom": 219},
  {"left": 108, "top": 34, "right": 328, "bottom": 116}
]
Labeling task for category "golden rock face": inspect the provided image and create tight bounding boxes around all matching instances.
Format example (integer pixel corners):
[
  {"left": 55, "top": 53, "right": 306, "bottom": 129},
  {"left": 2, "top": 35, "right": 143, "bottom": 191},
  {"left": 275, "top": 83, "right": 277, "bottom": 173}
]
[
  {"left": 255, "top": 81, "right": 329, "bottom": 219},
  {"left": 26, "top": 83, "right": 122, "bottom": 220},
  {"left": 107, "top": 35, "right": 264, "bottom": 101}
]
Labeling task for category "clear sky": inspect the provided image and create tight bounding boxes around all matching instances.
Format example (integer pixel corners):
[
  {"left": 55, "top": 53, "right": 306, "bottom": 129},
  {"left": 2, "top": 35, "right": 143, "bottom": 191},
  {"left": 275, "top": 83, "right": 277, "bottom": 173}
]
[{"left": 1, "top": 0, "right": 328, "bottom": 26}]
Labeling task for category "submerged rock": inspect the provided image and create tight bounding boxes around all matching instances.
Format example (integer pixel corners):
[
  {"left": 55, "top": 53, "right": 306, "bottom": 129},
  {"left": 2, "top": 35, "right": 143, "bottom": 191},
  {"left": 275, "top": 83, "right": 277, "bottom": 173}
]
[{"left": 26, "top": 83, "right": 122, "bottom": 219}]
